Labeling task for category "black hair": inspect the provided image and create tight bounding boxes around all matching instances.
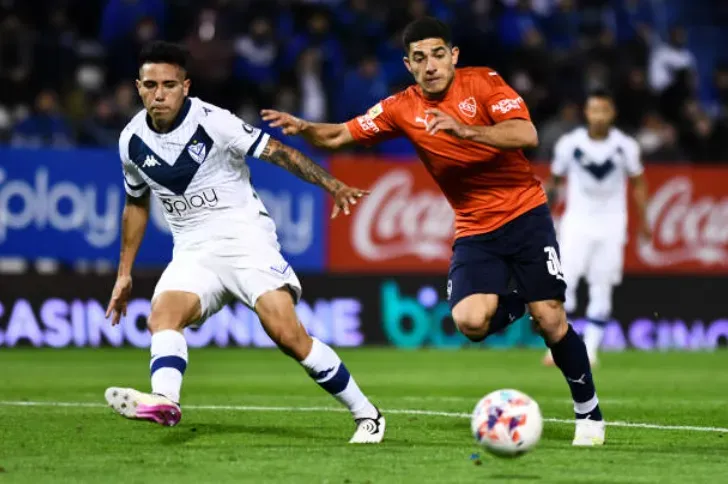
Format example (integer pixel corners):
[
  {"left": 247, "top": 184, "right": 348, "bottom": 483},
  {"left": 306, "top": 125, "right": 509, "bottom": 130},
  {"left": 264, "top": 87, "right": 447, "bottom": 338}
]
[
  {"left": 587, "top": 88, "right": 614, "bottom": 102},
  {"left": 138, "top": 41, "right": 189, "bottom": 74},
  {"left": 402, "top": 17, "right": 452, "bottom": 52}
]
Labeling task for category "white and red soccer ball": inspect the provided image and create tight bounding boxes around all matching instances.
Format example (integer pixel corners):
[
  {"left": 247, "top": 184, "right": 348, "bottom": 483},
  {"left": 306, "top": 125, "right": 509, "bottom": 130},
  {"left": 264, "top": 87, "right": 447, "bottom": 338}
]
[{"left": 471, "top": 389, "right": 543, "bottom": 457}]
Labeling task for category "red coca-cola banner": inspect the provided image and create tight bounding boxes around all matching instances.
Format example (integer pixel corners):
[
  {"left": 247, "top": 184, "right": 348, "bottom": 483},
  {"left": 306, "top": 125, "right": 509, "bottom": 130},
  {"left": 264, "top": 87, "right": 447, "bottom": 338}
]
[
  {"left": 328, "top": 157, "right": 728, "bottom": 274},
  {"left": 328, "top": 157, "right": 454, "bottom": 272}
]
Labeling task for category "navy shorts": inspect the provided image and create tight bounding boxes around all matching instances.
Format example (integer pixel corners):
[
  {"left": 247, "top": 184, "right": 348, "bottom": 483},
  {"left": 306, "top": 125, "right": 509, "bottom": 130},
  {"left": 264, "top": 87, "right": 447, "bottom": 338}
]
[{"left": 447, "top": 204, "right": 566, "bottom": 308}]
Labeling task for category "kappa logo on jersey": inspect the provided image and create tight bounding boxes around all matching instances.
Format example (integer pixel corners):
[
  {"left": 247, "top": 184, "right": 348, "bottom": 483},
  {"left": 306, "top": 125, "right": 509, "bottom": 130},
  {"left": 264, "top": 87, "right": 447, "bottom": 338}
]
[
  {"left": 357, "top": 114, "right": 380, "bottom": 133},
  {"left": 491, "top": 97, "right": 523, "bottom": 115},
  {"left": 458, "top": 97, "right": 477, "bottom": 118},
  {"left": 186, "top": 140, "right": 208, "bottom": 164},
  {"left": 142, "top": 155, "right": 160, "bottom": 168},
  {"left": 160, "top": 188, "right": 219, "bottom": 216}
]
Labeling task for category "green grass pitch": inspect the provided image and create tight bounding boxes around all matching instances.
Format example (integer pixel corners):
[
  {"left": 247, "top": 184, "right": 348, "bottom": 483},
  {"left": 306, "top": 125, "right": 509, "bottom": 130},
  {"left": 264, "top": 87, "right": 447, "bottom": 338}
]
[{"left": 0, "top": 348, "right": 726, "bottom": 483}]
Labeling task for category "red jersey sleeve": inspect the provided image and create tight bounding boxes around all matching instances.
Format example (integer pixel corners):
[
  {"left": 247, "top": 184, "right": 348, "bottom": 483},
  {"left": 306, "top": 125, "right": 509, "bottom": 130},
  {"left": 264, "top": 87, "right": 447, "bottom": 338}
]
[
  {"left": 344, "top": 96, "right": 402, "bottom": 146},
  {"left": 477, "top": 70, "right": 532, "bottom": 123}
]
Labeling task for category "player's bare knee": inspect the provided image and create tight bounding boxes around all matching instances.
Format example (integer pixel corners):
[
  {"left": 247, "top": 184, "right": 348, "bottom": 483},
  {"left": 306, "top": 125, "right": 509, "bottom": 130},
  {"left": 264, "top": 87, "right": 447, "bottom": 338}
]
[
  {"left": 452, "top": 299, "right": 497, "bottom": 342},
  {"left": 528, "top": 299, "right": 568, "bottom": 344}
]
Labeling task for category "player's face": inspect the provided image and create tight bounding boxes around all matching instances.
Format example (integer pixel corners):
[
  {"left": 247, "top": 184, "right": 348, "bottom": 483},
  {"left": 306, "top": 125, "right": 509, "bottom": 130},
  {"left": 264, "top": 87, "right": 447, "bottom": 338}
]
[
  {"left": 136, "top": 63, "right": 190, "bottom": 128},
  {"left": 404, "top": 38, "right": 459, "bottom": 98},
  {"left": 584, "top": 97, "right": 616, "bottom": 131}
]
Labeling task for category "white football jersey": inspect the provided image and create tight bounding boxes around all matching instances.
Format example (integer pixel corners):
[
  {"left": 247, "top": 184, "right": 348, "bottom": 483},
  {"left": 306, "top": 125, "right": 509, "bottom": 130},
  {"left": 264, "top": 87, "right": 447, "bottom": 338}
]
[
  {"left": 551, "top": 126, "right": 643, "bottom": 239},
  {"left": 119, "top": 97, "right": 279, "bottom": 259}
]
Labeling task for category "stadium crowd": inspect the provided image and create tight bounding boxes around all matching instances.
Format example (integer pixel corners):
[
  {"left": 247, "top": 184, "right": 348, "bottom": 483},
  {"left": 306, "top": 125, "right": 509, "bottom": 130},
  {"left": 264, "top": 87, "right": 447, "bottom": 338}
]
[{"left": 1, "top": 0, "right": 726, "bottom": 162}]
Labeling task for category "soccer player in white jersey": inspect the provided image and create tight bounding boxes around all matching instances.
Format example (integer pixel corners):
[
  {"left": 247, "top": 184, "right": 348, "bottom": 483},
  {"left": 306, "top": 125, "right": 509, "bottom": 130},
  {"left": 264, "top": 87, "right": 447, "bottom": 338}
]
[
  {"left": 543, "top": 90, "right": 651, "bottom": 366},
  {"left": 103, "top": 41, "right": 385, "bottom": 444}
]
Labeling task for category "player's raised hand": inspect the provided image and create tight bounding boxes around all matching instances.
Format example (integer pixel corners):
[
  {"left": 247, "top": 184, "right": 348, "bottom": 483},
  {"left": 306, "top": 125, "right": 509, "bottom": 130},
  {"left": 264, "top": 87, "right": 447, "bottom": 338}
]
[
  {"left": 424, "top": 108, "right": 473, "bottom": 139},
  {"left": 106, "top": 274, "right": 133, "bottom": 326},
  {"left": 331, "top": 185, "right": 370, "bottom": 219},
  {"left": 260, "top": 109, "right": 307, "bottom": 136}
]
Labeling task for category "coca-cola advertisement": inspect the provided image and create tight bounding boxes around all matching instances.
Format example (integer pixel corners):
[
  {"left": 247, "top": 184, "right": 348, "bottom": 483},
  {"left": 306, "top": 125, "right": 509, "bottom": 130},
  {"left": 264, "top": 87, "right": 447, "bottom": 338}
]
[
  {"left": 328, "top": 157, "right": 453, "bottom": 272},
  {"left": 624, "top": 166, "right": 728, "bottom": 273},
  {"left": 330, "top": 158, "right": 728, "bottom": 274}
]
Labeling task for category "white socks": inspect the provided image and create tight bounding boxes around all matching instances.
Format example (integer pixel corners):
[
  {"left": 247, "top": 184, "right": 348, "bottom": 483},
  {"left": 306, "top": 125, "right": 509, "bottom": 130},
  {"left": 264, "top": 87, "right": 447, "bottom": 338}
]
[
  {"left": 150, "top": 330, "right": 188, "bottom": 403},
  {"left": 300, "top": 337, "right": 377, "bottom": 420}
]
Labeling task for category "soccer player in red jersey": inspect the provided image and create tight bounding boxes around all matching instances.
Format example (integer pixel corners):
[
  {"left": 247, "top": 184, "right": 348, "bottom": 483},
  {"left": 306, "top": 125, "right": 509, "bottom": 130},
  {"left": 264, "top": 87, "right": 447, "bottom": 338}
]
[{"left": 262, "top": 17, "right": 605, "bottom": 446}]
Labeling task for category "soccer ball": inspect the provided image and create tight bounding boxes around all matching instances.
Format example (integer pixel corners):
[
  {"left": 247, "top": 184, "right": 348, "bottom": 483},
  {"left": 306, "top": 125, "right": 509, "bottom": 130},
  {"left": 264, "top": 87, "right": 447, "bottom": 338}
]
[{"left": 471, "top": 389, "right": 543, "bottom": 457}]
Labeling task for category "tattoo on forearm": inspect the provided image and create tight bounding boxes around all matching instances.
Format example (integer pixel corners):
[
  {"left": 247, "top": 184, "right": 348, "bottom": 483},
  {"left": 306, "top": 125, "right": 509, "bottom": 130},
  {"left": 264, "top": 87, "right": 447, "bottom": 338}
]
[{"left": 261, "top": 139, "right": 343, "bottom": 194}]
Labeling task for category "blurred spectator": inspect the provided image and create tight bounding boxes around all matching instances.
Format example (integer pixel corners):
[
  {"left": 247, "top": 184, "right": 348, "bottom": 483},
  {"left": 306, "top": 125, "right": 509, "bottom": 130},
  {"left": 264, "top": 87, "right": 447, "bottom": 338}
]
[
  {"left": 636, "top": 111, "right": 685, "bottom": 162},
  {"left": 283, "top": 10, "right": 344, "bottom": 90},
  {"left": 497, "top": 0, "right": 541, "bottom": 48},
  {"left": 0, "top": 0, "right": 723, "bottom": 162},
  {"left": 0, "top": 15, "right": 34, "bottom": 108},
  {"left": 100, "top": 0, "right": 166, "bottom": 46},
  {"left": 337, "top": 55, "right": 389, "bottom": 121},
  {"left": 615, "top": 67, "right": 656, "bottom": 131},
  {"left": 543, "top": 0, "right": 580, "bottom": 53},
  {"left": 297, "top": 48, "right": 327, "bottom": 122},
  {"left": 107, "top": 16, "right": 161, "bottom": 85},
  {"left": 337, "top": 0, "right": 386, "bottom": 60},
  {"left": 707, "top": 63, "right": 728, "bottom": 120},
  {"left": 680, "top": 104, "right": 728, "bottom": 163},
  {"left": 648, "top": 26, "right": 697, "bottom": 94},
  {"left": 114, "top": 83, "right": 141, "bottom": 120},
  {"left": 11, "top": 90, "right": 73, "bottom": 148},
  {"left": 79, "top": 97, "right": 127, "bottom": 147},
  {"left": 614, "top": 0, "right": 654, "bottom": 44},
  {"left": 536, "top": 101, "right": 580, "bottom": 161},
  {"left": 234, "top": 16, "right": 279, "bottom": 99},
  {"left": 186, "top": 8, "right": 235, "bottom": 107},
  {"left": 35, "top": 8, "right": 78, "bottom": 93}
]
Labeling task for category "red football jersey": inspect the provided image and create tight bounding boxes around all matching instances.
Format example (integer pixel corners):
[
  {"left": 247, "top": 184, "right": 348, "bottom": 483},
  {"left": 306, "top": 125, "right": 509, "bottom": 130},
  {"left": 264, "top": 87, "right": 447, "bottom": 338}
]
[{"left": 345, "top": 67, "right": 547, "bottom": 238}]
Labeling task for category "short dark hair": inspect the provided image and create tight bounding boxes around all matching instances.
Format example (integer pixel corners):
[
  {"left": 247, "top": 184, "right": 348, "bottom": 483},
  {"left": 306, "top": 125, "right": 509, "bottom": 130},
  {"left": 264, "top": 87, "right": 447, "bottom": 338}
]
[
  {"left": 587, "top": 88, "right": 614, "bottom": 102},
  {"left": 402, "top": 17, "right": 452, "bottom": 52},
  {"left": 138, "top": 41, "right": 189, "bottom": 73}
]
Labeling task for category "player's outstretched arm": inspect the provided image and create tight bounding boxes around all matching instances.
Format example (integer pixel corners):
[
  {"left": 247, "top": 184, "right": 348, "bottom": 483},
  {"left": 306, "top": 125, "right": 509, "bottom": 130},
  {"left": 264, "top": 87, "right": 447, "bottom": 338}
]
[
  {"left": 259, "top": 138, "right": 369, "bottom": 218},
  {"left": 260, "top": 109, "right": 355, "bottom": 150},
  {"left": 106, "top": 192, "right": 150, "bottom": 325}
]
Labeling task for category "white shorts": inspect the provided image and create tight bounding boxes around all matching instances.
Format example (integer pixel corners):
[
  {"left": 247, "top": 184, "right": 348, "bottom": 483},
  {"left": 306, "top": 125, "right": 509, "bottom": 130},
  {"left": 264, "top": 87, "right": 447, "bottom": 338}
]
[
  {"left": 559, "top": 224, "right": 625, "bottom": 286},
  {"left": 152, "top": 249, "right": 302, "bottom": 324}
]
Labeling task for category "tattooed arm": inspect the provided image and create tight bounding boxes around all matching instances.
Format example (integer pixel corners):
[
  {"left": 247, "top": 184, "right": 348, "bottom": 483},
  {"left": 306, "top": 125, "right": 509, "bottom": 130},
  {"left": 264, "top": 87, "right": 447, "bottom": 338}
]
[
  {"left": 259, "top": 138, "right": 369, "bottom": 218},
  {"left": 259, "top": 138, "right": 344, "bottom": 195}
]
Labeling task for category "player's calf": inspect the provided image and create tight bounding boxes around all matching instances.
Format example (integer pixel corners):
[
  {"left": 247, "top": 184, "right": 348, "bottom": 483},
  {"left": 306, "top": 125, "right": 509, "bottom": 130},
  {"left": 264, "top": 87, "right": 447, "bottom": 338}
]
[
  {"left": 255, "top": 287, "right": 385, "bottom": 443},
  {"left": 530, "top": 299, "right": 605, "bottom": 445}
]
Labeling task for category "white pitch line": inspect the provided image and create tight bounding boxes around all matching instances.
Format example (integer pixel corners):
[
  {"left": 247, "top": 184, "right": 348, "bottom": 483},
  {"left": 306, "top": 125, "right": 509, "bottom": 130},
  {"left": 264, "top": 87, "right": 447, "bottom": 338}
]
[{"left": 0, "top": 400, "right": 726, "bottom": 433}]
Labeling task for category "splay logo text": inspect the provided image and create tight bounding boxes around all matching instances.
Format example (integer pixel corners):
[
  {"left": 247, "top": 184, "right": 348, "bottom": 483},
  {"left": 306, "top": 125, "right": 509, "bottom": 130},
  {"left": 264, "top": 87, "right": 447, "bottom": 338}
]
[
  {"left": 0, "top": 166, "right": 119, "bottom": 248},
  {"left": 161, "top": 188, "right": 219, "bottom": 216}
]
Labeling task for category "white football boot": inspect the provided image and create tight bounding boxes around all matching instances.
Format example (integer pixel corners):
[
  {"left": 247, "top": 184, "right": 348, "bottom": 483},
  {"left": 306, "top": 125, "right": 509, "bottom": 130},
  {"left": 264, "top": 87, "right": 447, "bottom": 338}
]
[
  {"left": 105, "top": 387, "right": 182, "bottom": 427},
  {"left": 573, "top": 418, "right": 606, "bottom": 446},
  {"left": 349, "top": 409, "right": 386, "bottom": 444}
]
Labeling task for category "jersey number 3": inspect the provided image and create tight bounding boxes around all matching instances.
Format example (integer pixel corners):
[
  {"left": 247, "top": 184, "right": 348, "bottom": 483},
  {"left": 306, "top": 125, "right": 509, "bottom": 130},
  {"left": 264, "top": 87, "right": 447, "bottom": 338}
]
[{"left": 544, "top": 246, "right": 564, "bottom": 281}]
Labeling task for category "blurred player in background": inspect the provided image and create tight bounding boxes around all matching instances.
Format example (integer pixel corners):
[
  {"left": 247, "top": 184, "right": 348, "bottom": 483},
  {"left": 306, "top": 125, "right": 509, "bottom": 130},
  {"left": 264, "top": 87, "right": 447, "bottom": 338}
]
[
  {"left": 543, "top": 90, "right": 651, "bottom": 367},
  {"left": 104, "top": 41, "right": 386, "bottom": 444},
  {"left": 263, "top": 17, "right": 605, "bottom": 446}
]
